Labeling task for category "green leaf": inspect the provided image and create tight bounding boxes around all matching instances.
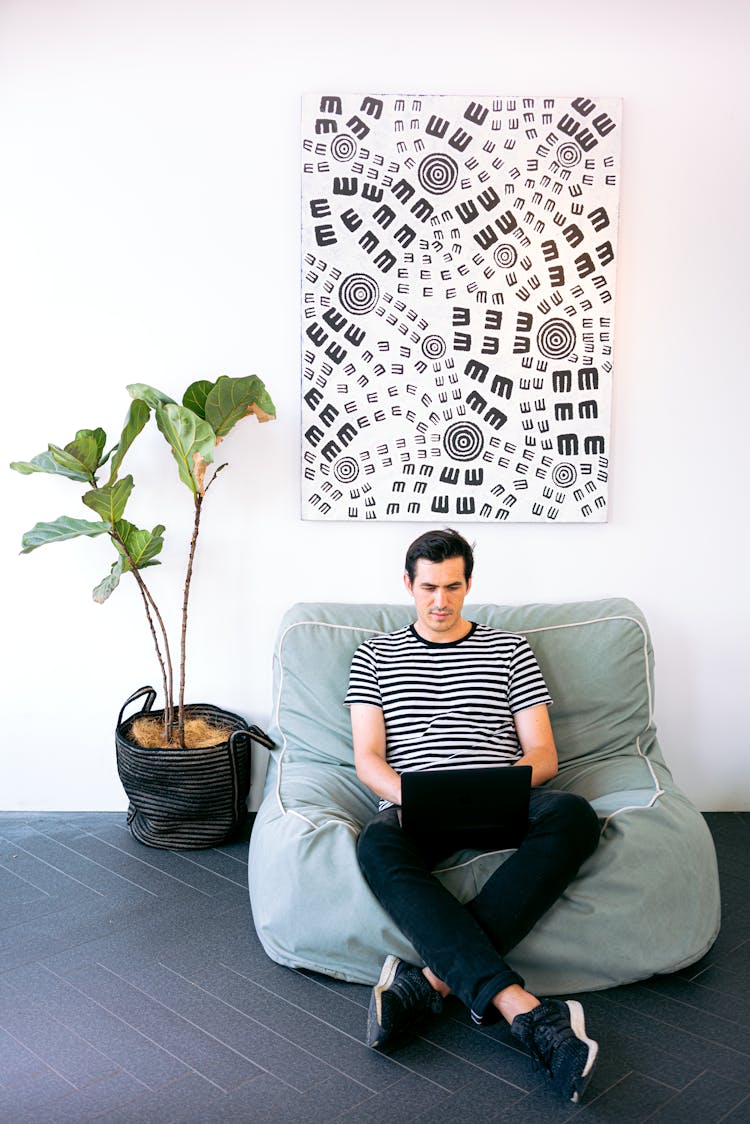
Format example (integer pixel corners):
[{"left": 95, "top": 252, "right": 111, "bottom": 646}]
[
  {"left": 205, "top": 375, "right": 276, "bottom": 438},
  {"left": 155, "top": 403, "right": 215, "bottom": 493},
  {"left": 48, "top": 444, "right": 92, "bottom": 478},
  {"left": 182, "top": 380, "right": 214, "bottom": 420},
  {"left": 93, "top": 558, "right": 123, "bottom": 603},
  {"left": 107, "top": 398, "right": 151, "bottom": 481},
  {"left": 126, "top": 383, "right": 176, "bottom": 410},
  {"left": 48, "top": 442, "right": 93, "bottom": 483},
  {"left": 12, "top": 427, "right": 107, "bottom": 483},
  {"left": 20, "top": 515, "right": 110, "bottom": 553},
  {"left": 48, "top": 434, "right": 99, "bottom": 483},
  {"left": 90, "top": 428, "right": 107, "bottom": 466},
  {"left": 114, "top": 520, "right": 165, "bottom": 570},
  {"left": 11, "top": 450, "right": 92, "bottom": 481},
  {"left": 82, "top": 475, "right": 134, "bottom": 525}
]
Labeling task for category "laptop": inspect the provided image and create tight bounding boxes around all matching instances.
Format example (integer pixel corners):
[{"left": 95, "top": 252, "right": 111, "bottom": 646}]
[{"left": 400, "top": 765, "right": 532, "bottom": 851}]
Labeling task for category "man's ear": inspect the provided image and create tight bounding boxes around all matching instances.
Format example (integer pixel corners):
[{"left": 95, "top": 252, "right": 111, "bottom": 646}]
[
  {"left": 403, "top": 572, "right": 413, "bottom": 596},
  {"left": 466, "top": 575, "right": 472, "bottom": 594}
]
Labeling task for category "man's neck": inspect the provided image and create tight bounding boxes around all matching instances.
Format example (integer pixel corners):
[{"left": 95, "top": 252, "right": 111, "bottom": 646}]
[{"left": 413, "top": 617, "right": 473, "bottom": 644}]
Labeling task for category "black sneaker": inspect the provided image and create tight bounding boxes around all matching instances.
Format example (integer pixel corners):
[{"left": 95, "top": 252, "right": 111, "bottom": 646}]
[
  {"left": 366, "top": 955, "right": 444, "bottom": 1050},
  {"left": 511, "top": 998, "right": 599, "bottom": 1103}
]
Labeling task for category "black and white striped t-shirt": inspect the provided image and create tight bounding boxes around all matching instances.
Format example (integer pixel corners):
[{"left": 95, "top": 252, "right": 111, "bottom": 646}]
[{"left": 345, "top": 622, "right": 552, "bottom": 785}]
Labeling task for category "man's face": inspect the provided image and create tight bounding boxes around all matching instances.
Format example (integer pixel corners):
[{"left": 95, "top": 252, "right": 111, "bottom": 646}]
[{"left": 404, "top": 556, "right": 472, "bottom": 643}]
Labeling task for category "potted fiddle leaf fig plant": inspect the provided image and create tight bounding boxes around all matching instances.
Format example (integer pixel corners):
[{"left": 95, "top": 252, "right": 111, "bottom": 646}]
[{"left": 11, "top": 374, "right": 276, "bottom": 848}]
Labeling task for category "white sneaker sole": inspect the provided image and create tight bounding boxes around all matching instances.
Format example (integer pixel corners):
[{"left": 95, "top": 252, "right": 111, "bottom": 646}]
[
  {"left": 565, "top": 1000, "right": 599, "bottom": 1103},
  {"left": 367, "top": 954, "right": 402, "bottom": 1047},
  {"left": 373, "top": 954, "right": 401, "bottom": 1024}
]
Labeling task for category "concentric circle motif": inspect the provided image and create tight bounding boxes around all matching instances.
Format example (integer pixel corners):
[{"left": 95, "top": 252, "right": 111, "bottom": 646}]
[
  {"left": 417, "top": 153, "right": 459, "bottom": 195},
  {"left": 552, "top": 462, "right": 578, "bottom": 489},
  {"left": 443, "top": 421, "right": 484, "bottom": 462},
  {"left": 338, "top": 273, "right": 380, "bottom": 316},
  {"left": 331, "top": 133, "right": 357, "bottom": 162},
  {"left": 556, "top": 141, "right": 582, "bottom": 168},
  {"left": 493, "top": 243, "right": 518, "bottom": 269},
  {"left": 333, "top": 456, "right": 360, "bottom": 485},
  {"left": 537, "top": 318, "right": 577, "bottom": 360},
  {"left": 421, "top": 334, "right": 447, "bottom": 360}
]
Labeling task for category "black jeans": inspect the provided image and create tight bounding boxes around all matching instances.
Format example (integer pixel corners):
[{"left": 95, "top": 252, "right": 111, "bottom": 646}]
[{"left": 357, "top": 788, "right": 600, "bottom": 1024}]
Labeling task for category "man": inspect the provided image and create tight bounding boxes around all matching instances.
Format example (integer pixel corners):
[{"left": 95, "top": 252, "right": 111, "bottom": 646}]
[{"left": 345, "top": 528, "right": 602, "bottom": 1104}]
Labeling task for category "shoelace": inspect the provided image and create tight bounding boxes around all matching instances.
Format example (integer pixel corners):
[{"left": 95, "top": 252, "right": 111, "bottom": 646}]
[
  {"left": 528, "top": 1008, "right": 572, "bottom": 1076},
  {"left": 393, "top": 969, "right": 437, "bottom": 1014}
]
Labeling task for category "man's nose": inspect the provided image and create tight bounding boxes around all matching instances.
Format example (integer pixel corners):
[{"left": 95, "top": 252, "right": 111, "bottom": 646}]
[{"left": 434, "top": 589, "right": 448, "bottom": 607}]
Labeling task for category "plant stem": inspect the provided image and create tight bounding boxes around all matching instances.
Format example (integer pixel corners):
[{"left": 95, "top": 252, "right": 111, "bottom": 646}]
[
  {"left": 134, "top": 577, "right": 171, "bottom": 738},
  {"left": 178, "top": 492, "right": 203, "bottom": 747},
  {"left": 111, "top": 529, "right": 175, "bottom": 740}
]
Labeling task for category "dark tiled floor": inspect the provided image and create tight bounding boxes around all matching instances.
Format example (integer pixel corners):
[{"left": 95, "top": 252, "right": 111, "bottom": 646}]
[{"left": 0, "top": 811, "right": 748, "bottom": 1123}]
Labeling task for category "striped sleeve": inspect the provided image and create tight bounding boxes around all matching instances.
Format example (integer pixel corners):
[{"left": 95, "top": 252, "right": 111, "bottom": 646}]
[
  {"left": 344, "top": 641, "right": 382, "bottom": 708},
  {"left": 507, "top": 638, "right": 552, "bottom": 713}
]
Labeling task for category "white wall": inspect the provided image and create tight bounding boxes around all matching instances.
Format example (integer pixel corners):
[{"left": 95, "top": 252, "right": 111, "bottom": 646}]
[{"left": 2, "top": 0, "right": 748, "bottom": 811}]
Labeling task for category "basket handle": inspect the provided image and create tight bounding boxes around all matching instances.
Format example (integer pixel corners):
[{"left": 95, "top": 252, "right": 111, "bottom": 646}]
[
  {"left": 247, "top": 724, "right": 275, "bottom": 750},
  {"left": 117, "top": 685, "right": 157, "bottom": 729},
  {"left": 226, "top": 725, "right": 275, "bottom": 752}
]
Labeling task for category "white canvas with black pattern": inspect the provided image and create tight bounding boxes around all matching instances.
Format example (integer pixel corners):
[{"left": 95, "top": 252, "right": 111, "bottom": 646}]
[{"left": 301, "top": 93, "right": 621, "bottom": 522}]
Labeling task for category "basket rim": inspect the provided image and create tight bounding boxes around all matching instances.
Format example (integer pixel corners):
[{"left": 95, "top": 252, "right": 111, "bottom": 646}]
[{"left": 116, "top": 702, "right": 249, "bottom": 750}]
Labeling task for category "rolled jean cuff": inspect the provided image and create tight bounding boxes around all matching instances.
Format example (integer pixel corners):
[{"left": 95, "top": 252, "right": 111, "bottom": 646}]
[{"left": 469, "top": 966, "right": 526, "bottom": 1026}]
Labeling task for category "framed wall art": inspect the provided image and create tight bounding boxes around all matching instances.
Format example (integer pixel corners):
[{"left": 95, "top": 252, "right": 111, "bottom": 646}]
[{"left": 301, "top": 94, "right": 621, "bottom": 522}]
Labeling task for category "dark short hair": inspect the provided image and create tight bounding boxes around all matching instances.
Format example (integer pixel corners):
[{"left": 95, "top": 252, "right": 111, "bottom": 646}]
[{"left": 404, "top": 528, "right": 475, "bottom": 583}]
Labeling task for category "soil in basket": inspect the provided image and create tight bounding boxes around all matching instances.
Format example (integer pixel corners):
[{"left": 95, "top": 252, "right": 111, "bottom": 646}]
[{"left": 130, "top": 716, "right": 233, "bottom": 749}]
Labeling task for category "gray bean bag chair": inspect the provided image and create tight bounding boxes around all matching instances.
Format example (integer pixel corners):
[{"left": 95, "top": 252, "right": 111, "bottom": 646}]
[{"left": 248, "top": 599, "right": 720, "bottom": 995}]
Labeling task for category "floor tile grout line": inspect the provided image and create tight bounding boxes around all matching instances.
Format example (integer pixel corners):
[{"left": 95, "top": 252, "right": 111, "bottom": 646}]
[
  {"left": 718, "top": 1091, "right": 750, "bottom": 1122},
  {"left": 588, "top": 1071, "right": 656, "bottom": 1118},
  {"left": 81, "top": 833, "right": 224, "bottom": 897},
  {"left": 684, "top": 949, "right": 750, "bottom": 986},
  {"left": 598, "top": 1011, "right": 750, "bottom": 1070},
  {"left": 42, "top": 964, "right": 228, "bottom": 1095},
  {"left": 0, "top": 1021, "right": 80, "bottom": 1092},
  {"left": 292, "top": 969, "right": 372, "bottom": 1012},
  {"left": 0, "top": 835, "right": 107, "bottom": 899},
  {"left": 174, "top": 957, "right": 445, "bottom": 1088},
  {"left": 155, "top": 961, "right": 387, "bottom": 1095},
  {"left": 419, "top": 1033, "right": 534, "bottom": 1095},
  {"left": 639, "top": 1069, "right": 750, "bottom": 1124},
  {"left": 561, "top": 1008, "right": 750, "bottom": 1090},
  {"left": 219, "top": 961, "right": 530, "bottom": 1096},
  {"left": 109, "top": 816, "right": 253, "bottom": 866},
  {"left": 0, "top": 857, "right": 54, "bottom": 899},
  {"left": 53, "top": 828, "right": 205, "bottom": 898},
  {"left": 645, "top": 969, "right": 750, "bottom": 1007},
  {"left": 639, "top": 1068, "right": 711, "bottom": 1122},
  {"left": 104, "top": 821, "right": 251, "bottom": 876},
  {"left": 3, "top": 827, "right": 160, "bottom": 899},
  {"left": 143, "top": 846, "right": 250, "bottom": 887},
  {"left": 605, "top": 982, "right": 750, "bottom": 1041},
  {"left": 97, "top": 961, "right": 339, "bottom": 1095},
  {"left": 326, "top": 1085, "right": 406, "bottom": 1124},
  {"left": 0, "top": 989, "right": 150, "bottom": 1104},
  {"left": 214, "top": 851, "right": 251, "bottom": 866}
]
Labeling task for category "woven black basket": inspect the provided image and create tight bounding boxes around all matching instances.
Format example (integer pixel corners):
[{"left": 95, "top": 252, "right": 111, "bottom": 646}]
[{"left": 115, "top": 686, "right": 272, "bottom": 850}]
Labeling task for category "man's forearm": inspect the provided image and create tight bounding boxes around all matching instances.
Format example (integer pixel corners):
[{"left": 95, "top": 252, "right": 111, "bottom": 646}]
[
  {"left": 356, "top": 751, "right": 403, "bottom": 806},
  {"left": 513, "top": 745, "right": 558, "bottom": 787}
]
